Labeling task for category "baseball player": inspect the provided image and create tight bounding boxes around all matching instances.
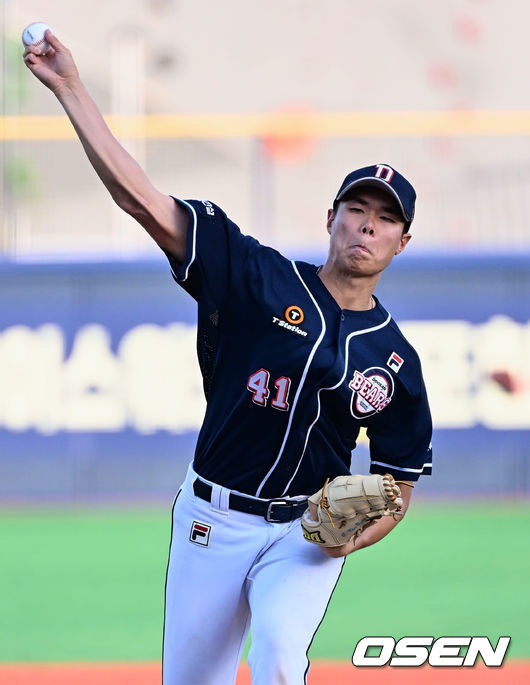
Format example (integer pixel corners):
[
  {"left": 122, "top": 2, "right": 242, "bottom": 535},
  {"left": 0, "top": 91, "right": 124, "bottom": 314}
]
[{"left": 24, "top": 31, "right": 432, "bottom": 685}]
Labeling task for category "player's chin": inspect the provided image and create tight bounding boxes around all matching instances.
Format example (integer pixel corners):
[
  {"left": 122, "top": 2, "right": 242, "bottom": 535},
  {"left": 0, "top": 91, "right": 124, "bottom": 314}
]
[
  {"left": 341, "top": 250, "right": 375, "bottom": 270},
  {"left": 342, "top": 259, "right": 379, "bottom": 279}
]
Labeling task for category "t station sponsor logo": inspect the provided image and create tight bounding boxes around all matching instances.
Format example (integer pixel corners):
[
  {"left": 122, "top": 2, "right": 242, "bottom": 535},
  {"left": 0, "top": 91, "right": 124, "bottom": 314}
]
[{"left": 271, "top": 305, "right": 308, "bottom": 338}]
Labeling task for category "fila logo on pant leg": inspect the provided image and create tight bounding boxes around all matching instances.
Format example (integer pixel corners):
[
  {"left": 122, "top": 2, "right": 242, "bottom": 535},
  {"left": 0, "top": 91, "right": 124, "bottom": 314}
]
[{"left": 190, "top": 521, "right": 212, "bottom": 546}]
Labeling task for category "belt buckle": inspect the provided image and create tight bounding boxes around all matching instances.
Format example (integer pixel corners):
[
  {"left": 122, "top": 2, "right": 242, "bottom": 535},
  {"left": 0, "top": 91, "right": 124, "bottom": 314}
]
[{"left": 265, "top": 499, "right": 290, "bottom": 523}]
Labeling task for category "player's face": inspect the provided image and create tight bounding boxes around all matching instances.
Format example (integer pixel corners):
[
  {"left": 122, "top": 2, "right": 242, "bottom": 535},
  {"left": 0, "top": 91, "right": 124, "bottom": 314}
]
[{"left": 326, "top": 186, "right": 411, "bottom": 278}]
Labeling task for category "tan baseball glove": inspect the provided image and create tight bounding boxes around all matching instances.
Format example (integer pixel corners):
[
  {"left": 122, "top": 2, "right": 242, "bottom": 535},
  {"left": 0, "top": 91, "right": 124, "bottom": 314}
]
[{"left": 301, "top": 474, "right": 403, "bottom": 547}]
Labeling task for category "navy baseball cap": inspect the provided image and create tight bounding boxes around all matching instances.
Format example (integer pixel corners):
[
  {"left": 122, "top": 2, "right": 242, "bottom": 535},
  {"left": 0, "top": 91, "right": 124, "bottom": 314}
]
[{"left": 334, "top": 164, "right": 416, "bottom": 225}]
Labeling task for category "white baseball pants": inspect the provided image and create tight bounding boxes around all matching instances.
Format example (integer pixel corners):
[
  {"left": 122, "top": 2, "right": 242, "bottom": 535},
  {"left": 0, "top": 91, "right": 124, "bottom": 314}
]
[{"left": 162, "top": 466, "right": 344, "bottom": 685}]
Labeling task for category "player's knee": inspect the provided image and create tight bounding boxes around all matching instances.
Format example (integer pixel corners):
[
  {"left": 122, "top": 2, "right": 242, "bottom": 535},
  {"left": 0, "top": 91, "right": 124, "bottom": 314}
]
[{"left": 249, "top": 634, "right": 307, "bottom": 683}]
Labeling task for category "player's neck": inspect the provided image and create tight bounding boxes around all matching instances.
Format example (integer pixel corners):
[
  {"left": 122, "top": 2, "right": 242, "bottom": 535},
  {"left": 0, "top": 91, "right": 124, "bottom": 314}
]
[{"left": 317, "top": 264, "right": 378, "bottom": 311}]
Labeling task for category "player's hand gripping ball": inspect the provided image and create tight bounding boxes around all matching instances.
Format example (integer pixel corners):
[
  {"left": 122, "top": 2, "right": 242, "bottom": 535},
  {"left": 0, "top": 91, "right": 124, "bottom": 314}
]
[
  {"left": 22, "top": 22, "right": 52, "bottom": 54},
  {"left": 301, "top": 474, "right": 403, "bottom": 547}
]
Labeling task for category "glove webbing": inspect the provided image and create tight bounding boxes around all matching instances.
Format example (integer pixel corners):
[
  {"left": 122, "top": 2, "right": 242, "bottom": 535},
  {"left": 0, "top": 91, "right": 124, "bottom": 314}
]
[{"left": 320, "top": 478, "right": 335, "bottom": 528}]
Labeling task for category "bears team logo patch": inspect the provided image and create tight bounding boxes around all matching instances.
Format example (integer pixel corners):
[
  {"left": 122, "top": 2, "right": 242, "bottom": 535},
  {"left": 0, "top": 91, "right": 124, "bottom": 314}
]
[
  {"left": 190, "top": 521, "right": 211, "bottom": 546},
  {"left": 349, "top": 367, "right": 395, "bottom": 419}
]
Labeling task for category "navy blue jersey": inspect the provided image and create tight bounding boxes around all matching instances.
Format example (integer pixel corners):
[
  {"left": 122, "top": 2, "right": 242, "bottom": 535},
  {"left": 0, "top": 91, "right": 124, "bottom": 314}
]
[{"left": 165, "top": 199, "right": 432, "bottom": 498}]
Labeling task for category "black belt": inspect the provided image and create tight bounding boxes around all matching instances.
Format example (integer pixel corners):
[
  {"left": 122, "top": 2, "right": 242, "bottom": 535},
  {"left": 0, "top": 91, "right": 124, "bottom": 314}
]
[{"left": 193, "top": 478, "right": 308, "bottom": 523}]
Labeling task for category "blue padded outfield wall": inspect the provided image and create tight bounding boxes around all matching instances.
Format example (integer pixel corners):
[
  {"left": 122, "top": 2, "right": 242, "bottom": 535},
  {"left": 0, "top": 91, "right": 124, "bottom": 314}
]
[{"left": 1, "top": 254, "right": 529, "bottom": 500}]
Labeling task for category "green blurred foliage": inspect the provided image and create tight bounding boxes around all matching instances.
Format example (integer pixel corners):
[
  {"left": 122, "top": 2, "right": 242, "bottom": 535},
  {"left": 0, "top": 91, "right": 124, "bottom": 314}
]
[
  {"left": 3, "top": 157, "right": 38, "bottom": 197},
  {"left": 2, "top": 33, "right": 39, "bottom": 199},
  {"left": 3, "top": 33, "right": 31, "bottom": 113}
]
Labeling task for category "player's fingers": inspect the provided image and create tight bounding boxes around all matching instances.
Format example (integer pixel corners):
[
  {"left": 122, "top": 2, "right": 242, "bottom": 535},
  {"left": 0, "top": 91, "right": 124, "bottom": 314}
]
[
  {"left": 23, "top": 52, "right": 38, "bottom": 65},
  {"left": 45, "top": 30, "right": 66, "bottom": 53},
  {"left": 23, "top": 44, "right": 42, "bottom": 57}
]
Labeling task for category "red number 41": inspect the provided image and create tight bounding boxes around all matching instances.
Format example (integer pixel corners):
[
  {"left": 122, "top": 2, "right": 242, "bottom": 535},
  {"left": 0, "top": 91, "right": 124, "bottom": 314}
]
[{"left": 247, "top": 369, "right": 291, "bottom": 411}]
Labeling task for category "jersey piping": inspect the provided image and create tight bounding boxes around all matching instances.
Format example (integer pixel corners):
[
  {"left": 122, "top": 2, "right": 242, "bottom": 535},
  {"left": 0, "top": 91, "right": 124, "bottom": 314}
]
[
  {"left": 169, "top": 199, "right": 197, "bottom": 283},
  {"left": 281, "top": 310, "right": 392, "bottom": 496},
  {"left": 255, "top": 260, "right": 327, "bottom": 497},
  {"left": 370, "top": 459, "right": 433, "bottom": 474}
]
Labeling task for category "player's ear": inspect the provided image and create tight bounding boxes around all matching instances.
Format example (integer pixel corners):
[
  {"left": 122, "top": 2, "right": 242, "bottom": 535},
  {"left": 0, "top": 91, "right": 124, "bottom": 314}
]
[
  {"left": 326, "top": 208, "right": 334, "bottom": 235},
  {"left": 395, "top": 232, "right": 412, "bottom": 255}
]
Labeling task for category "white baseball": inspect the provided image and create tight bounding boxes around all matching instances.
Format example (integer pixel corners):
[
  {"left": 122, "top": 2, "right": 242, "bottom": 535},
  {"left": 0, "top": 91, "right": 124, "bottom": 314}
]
[{"left": 22, "top": 22, "right": 52, "bottom": 54}]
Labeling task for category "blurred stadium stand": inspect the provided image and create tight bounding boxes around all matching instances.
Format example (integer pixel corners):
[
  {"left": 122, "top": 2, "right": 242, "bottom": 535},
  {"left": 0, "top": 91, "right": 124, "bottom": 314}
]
[
  {"left": 2, "top": 0, "right": 530, "bottom": 257},
  {"left": 0, "top": 1, "right": 529, "bottom": 500},
  {"left": 0, "top": 257, "right": 528, "bottom": 500}
]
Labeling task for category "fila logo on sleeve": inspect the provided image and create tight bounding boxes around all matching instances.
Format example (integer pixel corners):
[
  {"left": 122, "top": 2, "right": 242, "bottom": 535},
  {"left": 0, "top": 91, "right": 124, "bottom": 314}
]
[
  {"left": 190, "top": 521, "right": 212, "bottom": 546},
  {"left": 387, "top": 352, "right": 404, "bottom": 372}
]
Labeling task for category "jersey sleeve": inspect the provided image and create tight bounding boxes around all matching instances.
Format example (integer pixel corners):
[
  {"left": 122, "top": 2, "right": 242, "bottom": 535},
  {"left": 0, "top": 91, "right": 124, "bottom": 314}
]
[
  {"left": 366, "top": 369, "right": 433, "bottom": 482},
  {"left": 165, "top": 198, "right": 261, "bottom": 307}
]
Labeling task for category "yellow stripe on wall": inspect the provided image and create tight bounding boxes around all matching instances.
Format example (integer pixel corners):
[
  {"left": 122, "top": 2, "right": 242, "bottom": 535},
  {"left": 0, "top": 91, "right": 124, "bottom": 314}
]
[{"left": 1, "top": 110, "right": 530, "bottom": 141}]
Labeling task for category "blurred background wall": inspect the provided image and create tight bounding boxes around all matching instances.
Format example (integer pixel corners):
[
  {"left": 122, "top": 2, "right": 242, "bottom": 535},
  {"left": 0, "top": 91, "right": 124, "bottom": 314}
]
[{"left": 1, "top": 0, "right": 529, "bottom": 500}]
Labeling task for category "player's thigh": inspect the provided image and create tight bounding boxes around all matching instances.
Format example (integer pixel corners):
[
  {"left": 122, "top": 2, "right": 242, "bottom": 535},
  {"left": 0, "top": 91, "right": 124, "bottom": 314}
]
[
  {"left": 247, "top": 521, "right": 345, "bottom": 650},
  {"left": 164, "top": 490, "right": 264, "bottom": 648}
]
